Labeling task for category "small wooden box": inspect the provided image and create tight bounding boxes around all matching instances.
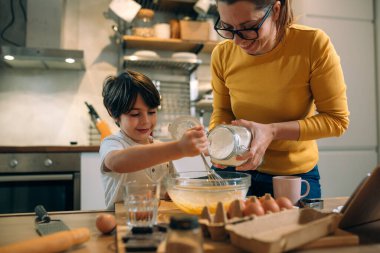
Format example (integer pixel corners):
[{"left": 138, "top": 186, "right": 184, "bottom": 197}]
[{"left": 179, "top": 20, "right": 210, "bottom": 41}]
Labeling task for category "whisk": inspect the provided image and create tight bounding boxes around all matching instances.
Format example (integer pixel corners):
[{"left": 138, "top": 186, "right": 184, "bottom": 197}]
[
  {"left": 200, "top": 153, "right": 226, "bottom": 185},
  {"left": 168, "top": 116, "right": 227, "bottom": 185}
]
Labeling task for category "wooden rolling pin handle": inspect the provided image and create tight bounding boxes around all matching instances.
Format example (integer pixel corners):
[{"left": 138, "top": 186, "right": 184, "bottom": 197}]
[{"left": 0, "top": 227, "right": 90, "bottom": 253}]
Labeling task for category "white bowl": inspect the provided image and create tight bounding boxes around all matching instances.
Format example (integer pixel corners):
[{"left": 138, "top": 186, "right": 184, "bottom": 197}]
[{"left": 133, "top": 50, "right": 159, "bottom": 58}]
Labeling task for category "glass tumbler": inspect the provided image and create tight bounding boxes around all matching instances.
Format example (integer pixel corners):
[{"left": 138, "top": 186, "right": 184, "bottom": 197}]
[{"left": 124, "top": 182, "right": 160, "bottom": 227}]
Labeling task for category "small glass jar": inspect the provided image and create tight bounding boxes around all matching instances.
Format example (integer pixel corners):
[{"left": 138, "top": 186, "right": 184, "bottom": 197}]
[
  {"left": 208, "top": 124, "right": 252, "bottom": 167},
  {"left": 166, "top": 215, "right": 203, "bottom": 253},
  {"left": 132, "top": 9, "right": 155, "bottom": 37}
]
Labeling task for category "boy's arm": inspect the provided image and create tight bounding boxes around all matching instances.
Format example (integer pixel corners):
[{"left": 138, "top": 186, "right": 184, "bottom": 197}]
[
  {"left": 104, "top": 126, "right": 207, "bottom": 173},
  {"left": 105, "top": 141, "right": 183, "bottom": 173}
]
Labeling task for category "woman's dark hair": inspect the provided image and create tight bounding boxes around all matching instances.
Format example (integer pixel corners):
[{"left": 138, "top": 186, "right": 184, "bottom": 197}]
[
  {"left": 102, "top": 70, "right": 160, "bottom": 121},
  {"left": 217, "top": 0, "right": 293, "bottom": 42}
]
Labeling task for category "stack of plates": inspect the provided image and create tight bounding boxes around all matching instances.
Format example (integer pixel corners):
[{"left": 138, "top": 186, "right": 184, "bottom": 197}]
[
  {"left": 171, "top": 52, "right": 197, "bottom": 60},
  {"left": 133, "top": 50, "right": 159, "bottom": 58}
]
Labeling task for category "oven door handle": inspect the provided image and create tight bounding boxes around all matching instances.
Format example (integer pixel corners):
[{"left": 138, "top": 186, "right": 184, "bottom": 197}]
[{"left": 0, "top": 174, "right": 74, "bottom": 182}]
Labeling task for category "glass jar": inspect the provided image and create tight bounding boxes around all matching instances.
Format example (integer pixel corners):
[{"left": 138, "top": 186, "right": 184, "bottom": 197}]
[
  {"left": 132, "top": 9, "right": 155, "bottom": 37},
  {"left": 166, "top": 215, "right": 203, "bottom": 253},
  {"left": 208, "top": 124, "right": 252, "bottom": 167}
]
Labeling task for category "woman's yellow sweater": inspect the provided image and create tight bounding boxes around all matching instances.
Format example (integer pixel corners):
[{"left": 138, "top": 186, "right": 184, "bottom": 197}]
[{"left": 210, "top": 24, "right": 349, "bottom": 175}]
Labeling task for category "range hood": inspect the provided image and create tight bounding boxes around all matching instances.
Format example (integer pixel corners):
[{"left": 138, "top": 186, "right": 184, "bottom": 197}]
[
  {"left": 1, "top": 46, "right": 85, "bottom": 70},
  {"left": 0, "top": 0, "right": 85, "bottom": 70}
]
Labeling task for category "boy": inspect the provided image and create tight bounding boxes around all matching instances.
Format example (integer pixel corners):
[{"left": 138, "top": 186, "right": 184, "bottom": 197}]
[{"left": 100, "top": 70, "right": 207, "bottom": 209}]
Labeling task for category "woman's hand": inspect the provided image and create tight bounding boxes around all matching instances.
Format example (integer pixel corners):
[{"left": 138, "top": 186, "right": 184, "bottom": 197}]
[
  {"left": 232, "top": 119, "right": 275, "bottom": 171},
  {"left": 178, "top": 126, "right": 208, "bottom": 157}
]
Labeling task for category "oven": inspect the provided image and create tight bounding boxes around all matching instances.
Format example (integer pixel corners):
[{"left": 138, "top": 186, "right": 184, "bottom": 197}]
[{"left": 0, "top": 153, "right": 80, "bottom": 214}]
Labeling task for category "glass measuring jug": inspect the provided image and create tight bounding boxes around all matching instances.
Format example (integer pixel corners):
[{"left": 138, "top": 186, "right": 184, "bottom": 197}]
[{"left": 208, "top": 124, "right": 252, "bottom": 167}]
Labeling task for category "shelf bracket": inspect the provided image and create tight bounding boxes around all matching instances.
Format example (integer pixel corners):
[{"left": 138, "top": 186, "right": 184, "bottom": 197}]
[{"left": 192, "top": 43, "right": 204, "bottom": 54}]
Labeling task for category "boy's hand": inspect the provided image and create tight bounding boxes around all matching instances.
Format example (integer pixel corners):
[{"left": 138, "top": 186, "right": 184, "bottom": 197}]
[{"left": 178, "top": 126, "right": 208, "bottom": 157}]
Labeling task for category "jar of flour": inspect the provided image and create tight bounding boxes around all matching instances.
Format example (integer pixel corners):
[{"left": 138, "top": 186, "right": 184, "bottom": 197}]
[{"left": 208, "top": 125, "right": 252, "bottom": 167}]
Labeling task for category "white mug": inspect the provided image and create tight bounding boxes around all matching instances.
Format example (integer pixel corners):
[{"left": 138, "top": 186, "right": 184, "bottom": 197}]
[
  {"left": 109, "top": 0, "right": 141, "bottom": 23},
  {"left": 193, "top": 0, "right": 210, "bottom": 15},
  {"left": 154, "top": 23, "right": 171, "bottom": 39},
  {"left": 273, "top": 176, "right": 310, "bottom": 205}
]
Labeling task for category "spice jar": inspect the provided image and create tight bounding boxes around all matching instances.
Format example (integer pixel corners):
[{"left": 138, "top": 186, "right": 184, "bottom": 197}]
[
  {"left": 169, "top": 19, "right": 180, "bottom": 38},
  {"left": 208, "top": 124, "right": 252, "bottom": 166},
  {"left": 132, "top": 9, "right": 155, "bottom": 37},
  {"left": 166, "top": 215, "right": 203, "bottom": 253}
]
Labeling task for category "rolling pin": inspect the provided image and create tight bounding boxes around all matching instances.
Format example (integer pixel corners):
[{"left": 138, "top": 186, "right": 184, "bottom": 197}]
[
  {"left": 85, "top": 101, "right": 112, "bottom": 140},
  {"left": 0, "top": 227, "right": 90, "bottom": 253}
]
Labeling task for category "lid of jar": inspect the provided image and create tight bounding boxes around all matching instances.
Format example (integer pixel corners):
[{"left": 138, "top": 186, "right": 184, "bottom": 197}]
[
  {"left": 208, "top": 126, "right": 235, "bottom": 160},
  {"left": 136, "top": 8, "right": 155, "bottom": 19},
  {"left": 168, "top": 116, "right": 201, "bottom": 140},
  {"left": 169, "top": 215, "right": 199, "bottom": 230}
]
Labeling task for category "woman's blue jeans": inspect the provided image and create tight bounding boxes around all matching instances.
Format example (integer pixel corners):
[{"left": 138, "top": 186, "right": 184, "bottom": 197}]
[{"left": 212, "top": 165, "right": 321, "bottom": 199}]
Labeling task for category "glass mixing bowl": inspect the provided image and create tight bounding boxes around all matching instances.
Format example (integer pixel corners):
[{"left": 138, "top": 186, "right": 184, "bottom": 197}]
[{"left": 165, "top": 171, "right": 251, "bottom": 215}]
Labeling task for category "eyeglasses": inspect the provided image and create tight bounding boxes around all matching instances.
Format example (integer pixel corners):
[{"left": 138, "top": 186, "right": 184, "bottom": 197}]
[{"left": 214, "top": 5, "right": 273, "bottom": 40}]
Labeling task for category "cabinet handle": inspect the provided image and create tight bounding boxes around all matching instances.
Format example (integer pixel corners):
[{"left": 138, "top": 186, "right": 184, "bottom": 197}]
[{"left": 0, "top": 174, "right": 73, "bottom": 182}]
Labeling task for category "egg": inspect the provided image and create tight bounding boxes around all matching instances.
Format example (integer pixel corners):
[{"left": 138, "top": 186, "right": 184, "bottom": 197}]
[
  {"left": 227, "top": 199, "right": 245, "bottom": 219},
  {"left": 243, "top": 202, "right": 265, "bottom": 216},
  {"left": 275, "top": 197, "right": 293, "bottom": 210},
  {"left": 261, "top": 193, "right": 280, "bottom": 213},
  {"left": 96, "top": 213, "right": 116, "bottom": 234}
]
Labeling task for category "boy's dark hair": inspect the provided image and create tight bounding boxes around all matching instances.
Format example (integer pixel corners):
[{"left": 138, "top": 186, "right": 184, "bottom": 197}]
[{"left": 102, "top": 70, "right": 160, "bottom": 120}]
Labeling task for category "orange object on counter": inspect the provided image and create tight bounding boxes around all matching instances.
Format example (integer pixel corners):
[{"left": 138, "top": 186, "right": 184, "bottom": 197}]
[{"left": 0, "top": 227, "right": 90, "bottom": 253}]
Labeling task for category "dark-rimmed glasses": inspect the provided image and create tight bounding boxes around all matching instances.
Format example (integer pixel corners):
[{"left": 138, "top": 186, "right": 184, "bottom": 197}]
[{"left": 214, "top": 4, "right": 274, "bottom": 40}]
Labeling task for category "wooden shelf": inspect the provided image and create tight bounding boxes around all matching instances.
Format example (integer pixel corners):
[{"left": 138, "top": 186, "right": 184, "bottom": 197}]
[
  {"left": 122, "top": 36, "right": 218, "bottom": 54},
  {"left": 123, "top": 55, "right": 202, "bottom": 73}
]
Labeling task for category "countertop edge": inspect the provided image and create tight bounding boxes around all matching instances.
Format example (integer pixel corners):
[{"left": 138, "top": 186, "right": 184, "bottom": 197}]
[{"left": 0, "top": 146, "right": 100, "bottom": 153}]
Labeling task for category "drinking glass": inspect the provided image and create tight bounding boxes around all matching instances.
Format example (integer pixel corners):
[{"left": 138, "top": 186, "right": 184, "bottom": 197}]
[{"left": 124, "top": 182, "right": 160, "bottom": 227}]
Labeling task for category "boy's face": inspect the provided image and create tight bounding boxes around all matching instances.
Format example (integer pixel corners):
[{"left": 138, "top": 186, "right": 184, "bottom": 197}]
[{"left": 117, "top": 94, "right": 157, "bottom": 144}]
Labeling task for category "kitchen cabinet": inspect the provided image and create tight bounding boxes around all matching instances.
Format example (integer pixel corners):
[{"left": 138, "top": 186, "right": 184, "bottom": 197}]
[
  {"left": 319, "top": 151, "right": 377, "bottom": 198},
  {"left": 301, "top": 0, "right": 373, "bottom": 20},
  {"left": 80, "top": 152, "right": 106, "bottom": 210}
]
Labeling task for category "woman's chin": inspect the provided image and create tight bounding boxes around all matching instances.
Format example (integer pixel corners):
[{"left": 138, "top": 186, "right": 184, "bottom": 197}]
[{"left": 240, "top": 41, "right": 261, "bottom": 55}]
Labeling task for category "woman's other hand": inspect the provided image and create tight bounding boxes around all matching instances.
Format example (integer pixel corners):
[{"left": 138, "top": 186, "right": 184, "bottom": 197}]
[
  {"left": 232, "top": 119, "right": 275, "bottom": 171},
  {"left": 178, "top": 126, "right": 208, "bottom": 157}
]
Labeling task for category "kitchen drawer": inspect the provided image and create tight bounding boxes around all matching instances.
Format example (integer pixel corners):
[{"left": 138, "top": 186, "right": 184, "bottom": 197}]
[{"left": 0, "top": 153, "right": 80, "bottom": 173}]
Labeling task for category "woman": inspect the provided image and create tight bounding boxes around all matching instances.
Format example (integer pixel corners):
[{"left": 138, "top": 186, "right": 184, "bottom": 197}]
[{"left": 210, "top": 0, "right": 349, "bottom": 198}]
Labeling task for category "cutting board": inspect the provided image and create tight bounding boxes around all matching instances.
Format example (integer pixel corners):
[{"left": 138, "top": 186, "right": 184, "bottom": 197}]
[{"left": 115, "top": 201, "right": 359, "bottom": 253}]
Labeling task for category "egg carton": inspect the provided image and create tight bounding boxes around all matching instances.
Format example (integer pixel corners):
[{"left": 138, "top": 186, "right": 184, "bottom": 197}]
[
  {"left": 199, "top": 200, "right": 341, "bottom": 253},
  {"left": 199, "top": 199, "right": 268, "bottom": 241}
]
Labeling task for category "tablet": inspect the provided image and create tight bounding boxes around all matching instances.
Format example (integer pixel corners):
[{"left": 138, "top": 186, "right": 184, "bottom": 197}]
[{"left": 339, "top": 166, "right": 380, "bottom": 229}]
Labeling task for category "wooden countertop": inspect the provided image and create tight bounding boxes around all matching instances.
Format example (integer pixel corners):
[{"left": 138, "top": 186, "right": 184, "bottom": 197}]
[
  {"left": 0, "top": 146, "right": 100, "bottom": 153},
  {"left": 0, "top": 210, "right": 114, "bottom": 253},
  {"left": 0, "top": 198, "right": 380, "bottom": 253}
]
